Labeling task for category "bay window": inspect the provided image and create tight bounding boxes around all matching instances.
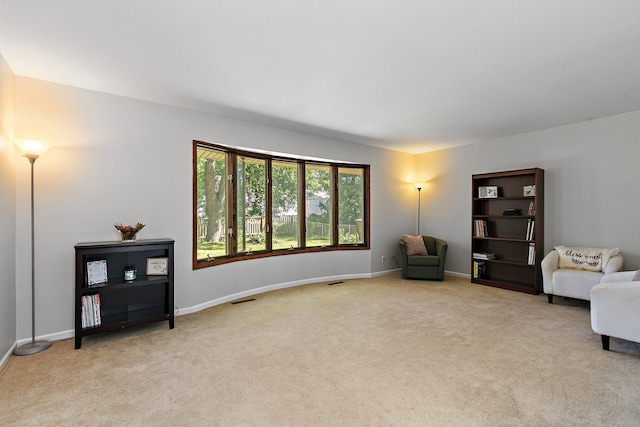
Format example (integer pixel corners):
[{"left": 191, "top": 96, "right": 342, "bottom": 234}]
[{"left": 193, "top": 140, "right": 369, "bottom": 268}]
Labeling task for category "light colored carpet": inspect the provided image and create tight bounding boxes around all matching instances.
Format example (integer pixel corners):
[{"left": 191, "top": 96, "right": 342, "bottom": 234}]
[{"left": 2, "top": 274, "right": 640, "bottom": 426}]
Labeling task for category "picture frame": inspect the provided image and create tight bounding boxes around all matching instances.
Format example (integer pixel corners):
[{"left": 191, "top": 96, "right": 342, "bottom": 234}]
[
  {"left": 524, "top": 185, "right": 536, "bottom": 197},
  {"left": 146, "top": 257, "right": 169, "bottom": 275},
  {"left": 87, "top": 260, "right": 108, "bottom": 286},
  {"left": 478, "top": 186, "right": 498, "bottom": 198}
]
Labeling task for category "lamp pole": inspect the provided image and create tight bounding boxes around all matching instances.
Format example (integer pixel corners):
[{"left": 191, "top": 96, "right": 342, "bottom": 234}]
[
  {"left": 416, "top": 186, "right": 422, "bottom": 235},
  {"left": 14, "top": 147, "right": 52, "bottom": 356}
]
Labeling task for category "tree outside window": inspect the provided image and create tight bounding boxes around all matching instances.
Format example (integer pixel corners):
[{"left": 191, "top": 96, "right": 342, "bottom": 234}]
[{"left": 193, "top": 141, "right": 369, "bottom": 268}]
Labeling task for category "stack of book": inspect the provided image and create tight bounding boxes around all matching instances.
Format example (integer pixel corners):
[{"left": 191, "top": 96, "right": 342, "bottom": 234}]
[
  {"left": 81, "top": 294, "right": 102, "bottom": 328},
  {"left": 473, "top": 252, "right": 496, "bottom": 260}
]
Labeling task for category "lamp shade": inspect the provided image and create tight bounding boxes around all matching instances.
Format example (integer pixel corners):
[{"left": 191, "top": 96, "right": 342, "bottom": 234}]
[{"left": 14, "top": 139, "right": 51, "bottom": 157}]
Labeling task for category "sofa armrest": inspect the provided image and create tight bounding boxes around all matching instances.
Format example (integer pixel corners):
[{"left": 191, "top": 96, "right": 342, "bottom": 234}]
[
  {"left": 603, "top": 254, "right": 624, "bottom": 274},
  {"left": 591, "top": 282, "right": 640, "bottom": 344},
  {"left": 541, "top": 250, "right": 559, "bottom": 294}
]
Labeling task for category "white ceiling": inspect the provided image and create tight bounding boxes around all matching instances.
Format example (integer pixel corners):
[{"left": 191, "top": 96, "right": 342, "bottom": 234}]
[{"left": 2, "top": 1, "right": 640, "bottom": 153}]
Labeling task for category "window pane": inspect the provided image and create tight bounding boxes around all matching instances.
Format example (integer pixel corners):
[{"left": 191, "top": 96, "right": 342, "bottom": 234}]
[
  {"left": 272, "top": 160, "right": 300, "bottom": 249},
  {"left": 196, "top": 146, "right": 227, "bottom": 260},
  {"left": 237, "top": 156, "right": 266, "bottom": 253},
  {"left": 305, "top": 164, "right": 332, "bottom": 247},
  {"left": 338, "top": 167, "right": 365, "bottom": 244}
]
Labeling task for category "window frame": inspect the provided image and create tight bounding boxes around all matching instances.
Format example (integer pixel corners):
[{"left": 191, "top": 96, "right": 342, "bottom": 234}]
[{"left": 193, "top": 140, "right": 370, "bottom": 269}]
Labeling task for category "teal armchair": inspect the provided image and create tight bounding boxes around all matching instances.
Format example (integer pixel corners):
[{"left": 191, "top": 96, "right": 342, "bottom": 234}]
[{"left": 398, "top": 236, "right": 448, "bottom": 281}]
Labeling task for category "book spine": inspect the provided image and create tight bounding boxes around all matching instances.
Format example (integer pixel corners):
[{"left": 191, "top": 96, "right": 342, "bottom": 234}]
[
  {"left": 528, "top": 243, "right": 536, "bottom": 265},
  {"left": 81, "top": 296, "right": 87, "bottom": 329},
  {"left": 95, "top": 294, "right": 102, "bottom": 326}
]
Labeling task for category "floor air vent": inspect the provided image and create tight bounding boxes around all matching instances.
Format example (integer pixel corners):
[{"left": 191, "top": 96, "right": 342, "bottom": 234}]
[{"left": 231, "top": 298, "right": 256, "bottom": 305}]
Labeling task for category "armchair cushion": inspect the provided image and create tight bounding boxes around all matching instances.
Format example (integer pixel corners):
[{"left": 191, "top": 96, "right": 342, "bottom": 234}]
[
  {"left": 401, "top": 235, "right": 428, "bottom": 255},
  {"left": 552, "top": 269, "right": 604, "bottom": 301},
  {"left": 407, "top": 255, "right": 440, "bottom": 267}
]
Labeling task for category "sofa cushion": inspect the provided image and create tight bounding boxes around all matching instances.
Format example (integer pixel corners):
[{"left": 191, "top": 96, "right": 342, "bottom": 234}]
[
  {"left": 553, "top": 269, "right": 603, "bottom": 300},
  {"left": 554, "top": 246, "right": 619, "bottom": 272},
  {"left": 402, "top": 235, "right": 428, "bottom": 255},
  {"left": 633, "top": 270, "right": 640, "bottom": 281},
  {"left": 407, "top": 255, "right": 440, "bottom": 267}
]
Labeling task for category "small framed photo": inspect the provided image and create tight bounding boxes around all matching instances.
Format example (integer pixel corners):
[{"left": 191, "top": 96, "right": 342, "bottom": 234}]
[
  {"left": 87, "top": 260, "right": 108, "bottom": 286},
  {"left": 146, "top": 257, "right": 169, "bottom": 275},
  {"left": 478, "top": 186, "right": 498, "bottom": 198},
  {"left": 524, "top": 185, "right": 536, "bottom": 197}
]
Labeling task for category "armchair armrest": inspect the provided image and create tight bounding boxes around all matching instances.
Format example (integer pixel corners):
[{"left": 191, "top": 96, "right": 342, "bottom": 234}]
[
  {"left": 541, "top": 250, "right": 559, "bottom": 294},
  {"left": 600, "top": 269, "right": 635, "bottom": 284},
  {"left": 603, "top": 254, "right": 624, "bottom": 275},
  {"left": 398, "top": 240, "right": 409, "bottom": 277},
  {"left": 434, "top": 238, "right": 448, "bottom": 260}
]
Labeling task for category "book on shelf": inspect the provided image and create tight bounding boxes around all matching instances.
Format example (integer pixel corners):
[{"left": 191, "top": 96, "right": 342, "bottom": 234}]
[
  {"left": 527, "top": 243, "right": 536, "bottom": 265},
  {"left": 473, "top": 260, "right": 486, "bottom": 278},
  {"left": 525, "top": 219, "right": 535, "bottom": 240},
  {"left": 473, "top": 219, "right": 488, "bottom": 237},
  {"left": 81, "top": 294, "right": 102, "bottom": 329},
  {"left": 473, "top": 252, "right": 496, "bottom": 260}
]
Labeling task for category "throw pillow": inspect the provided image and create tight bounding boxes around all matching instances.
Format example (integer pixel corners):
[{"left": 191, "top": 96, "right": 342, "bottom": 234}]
[
  {"left": 402, "top": 235, "right": 429, "bottom": 256},
  {"left": 633, "top": 270, "right": 640, "bottom": 281},
  {"left": 554, "top": 245, "right": 619, "bottom": 272}
]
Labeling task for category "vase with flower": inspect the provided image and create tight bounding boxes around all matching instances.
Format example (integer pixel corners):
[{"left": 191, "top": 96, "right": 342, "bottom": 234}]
[{"left": 115, "top": 223, "right": 145, "bottom": 243}]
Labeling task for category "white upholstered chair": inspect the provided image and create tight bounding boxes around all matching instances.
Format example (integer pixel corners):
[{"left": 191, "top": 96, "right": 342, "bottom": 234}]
[
  {"left": 541, "top": 247, "right": 624, "bottom": 303},
  {"left": 591, "top": 271, "right": 640, "bottom": 351}
]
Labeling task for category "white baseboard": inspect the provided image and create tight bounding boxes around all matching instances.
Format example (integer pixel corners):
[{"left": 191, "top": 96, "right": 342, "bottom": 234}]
[
  {"left": 12, "top": 267, "right": 462, "bottom": 346},
  {"left": 445, "top": 270, "right": 471, "bottom": 279},
  {"left": 177, "top": 270, "right": 398, "bottom": 316},
  {"left": 16, "top": 329, "right": 75, "bottom": 347},
  {"left": 0, "top": 341, "right": 17, "bottom": 372}
]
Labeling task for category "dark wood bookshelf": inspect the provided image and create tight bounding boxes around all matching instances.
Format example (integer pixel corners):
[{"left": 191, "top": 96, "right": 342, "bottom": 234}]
[
  {"left": 471, "top": 168, "right": 544, "bottom": 294},
  {"left": 74, "top": 238, "right": 174, "bottom": 349}
]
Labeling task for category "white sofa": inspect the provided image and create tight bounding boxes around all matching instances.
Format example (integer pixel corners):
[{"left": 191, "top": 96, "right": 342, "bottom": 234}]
[
  {"left": 591, "top": 271, "right": 640, "bottom": 351},
  {"left": 541, "top": 247, "right": 624, "bottom": 304}
]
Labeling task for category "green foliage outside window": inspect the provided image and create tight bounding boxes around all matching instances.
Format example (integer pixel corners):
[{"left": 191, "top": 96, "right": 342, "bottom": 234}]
[{"left": 194, "top": 141, "right": 368, "bottom": 265}]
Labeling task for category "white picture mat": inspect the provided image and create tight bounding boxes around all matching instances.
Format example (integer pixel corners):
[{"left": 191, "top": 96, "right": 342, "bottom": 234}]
[
  {"left": 146, "top": 257, "right": 169, "bottom": 275},
  {"left": 87, "top": 260, "right": 108, "bottom": 285}
]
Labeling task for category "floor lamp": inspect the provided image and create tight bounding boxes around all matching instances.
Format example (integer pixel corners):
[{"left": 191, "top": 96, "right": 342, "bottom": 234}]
[
  {"left": 414, "top": 182, "right": 424, "bottom": 235},
  {"left": 14, "top": 139, "right": 52, "bottom": 356}
]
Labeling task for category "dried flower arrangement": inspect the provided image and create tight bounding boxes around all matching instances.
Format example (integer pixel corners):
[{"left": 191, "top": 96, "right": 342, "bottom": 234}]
[{"left": 115, "top": 223, "right": 145, "bottom": 242}]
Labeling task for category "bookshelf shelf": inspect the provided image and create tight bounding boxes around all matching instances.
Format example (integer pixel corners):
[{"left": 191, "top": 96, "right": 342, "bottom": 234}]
[
  {"left": 74, "top": 238, "right": 175, "bottom": 349},
  {"left": 471, "top": 168, "right": 544, "bottom": 294}
]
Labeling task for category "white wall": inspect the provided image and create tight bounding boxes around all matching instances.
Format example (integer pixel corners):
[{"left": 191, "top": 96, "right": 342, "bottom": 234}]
[
  {"left": 16, "top": 72, "right": 639, "bottom": 344},
  {"left": 12, "top": 77, "right": 415, "bottom": 341},
  {"left": 0, "top": 53, "right": 16, "bottom": 357},
  {"left": 418, "top": 110, "right": 640, "bottom": 275}
]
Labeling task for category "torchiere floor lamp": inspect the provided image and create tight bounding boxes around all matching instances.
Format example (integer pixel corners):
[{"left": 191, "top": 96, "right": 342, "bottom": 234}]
[
  {"left": 14, "top": 139, "right": 52, "bottom": 356},
  {"left": 414, "top": 182, "right": 424, "bottom": 235}
]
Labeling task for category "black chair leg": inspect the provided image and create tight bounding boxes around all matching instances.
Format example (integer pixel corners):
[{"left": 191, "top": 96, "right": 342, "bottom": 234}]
[
  {"left": 547, "top": 294, "right": 553, "bottom": 304},
  {"left": 601, "top": 335, "right": 610, "bottom": 351}
]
